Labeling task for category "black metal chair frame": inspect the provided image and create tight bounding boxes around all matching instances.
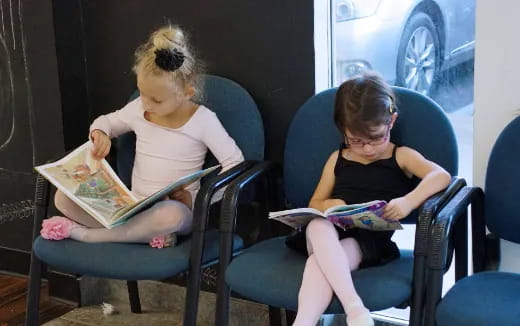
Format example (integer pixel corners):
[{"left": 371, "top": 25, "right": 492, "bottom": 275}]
[
  {"left": 422, "top": 185, "right": 486, "bottom": 326},
  {"left": 25, "top": 157, "right": 255, "bottom": 326},
  {"left": 214, "top": 161, "right": 466, "bottom": 326}
]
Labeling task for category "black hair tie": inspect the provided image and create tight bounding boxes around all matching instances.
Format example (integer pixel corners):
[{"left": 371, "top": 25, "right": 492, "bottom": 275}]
[{"left": 154, "top": 48, "right": 185, "bottom": 71}]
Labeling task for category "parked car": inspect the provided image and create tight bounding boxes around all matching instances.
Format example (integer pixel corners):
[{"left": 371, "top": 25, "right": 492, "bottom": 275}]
[{"left": 333, "top": 0, "right": 475, "bottom": 95}]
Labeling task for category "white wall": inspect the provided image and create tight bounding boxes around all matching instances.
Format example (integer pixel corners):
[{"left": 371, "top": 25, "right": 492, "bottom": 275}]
[{"left": 474, "top": 0, "right": 520, "bottom": 271}]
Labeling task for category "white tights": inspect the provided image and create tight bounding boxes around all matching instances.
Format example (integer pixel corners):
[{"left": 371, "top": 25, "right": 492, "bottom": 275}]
[
  {"left": 293, "top": 218, "right": 367, "bottom": 326},
  {"left": 54, "top": 190, "right": 193, "bottom": 243}
]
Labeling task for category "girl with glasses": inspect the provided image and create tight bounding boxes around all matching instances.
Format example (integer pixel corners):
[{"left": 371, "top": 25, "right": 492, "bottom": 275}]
[{"left": 292, "top": 72, "right": 451, "bottom": 326}]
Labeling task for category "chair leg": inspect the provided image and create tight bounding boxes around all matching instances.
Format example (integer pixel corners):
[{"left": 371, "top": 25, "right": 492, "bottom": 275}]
[
  {"left": 184, "top": 230, "right": 205, "bottom": 326},
  {"left": 423, "top": 268, "right": 443, "bottom": 326},
  {"left": 215, "top": 279, "right": 230, "bottom": 326},
  {"left": 127, "top": 281, "right": 142, "bottom": 313},
  {"left": 25, "top": 253, "right": 44, "bottom": 326},
  {"left": 215, "top": 228, "right": 235, "bottom": 326},
  {"left": 285, "top": 309, "right": 296, "bottom": 325},
  {"left": 409, "top": 255, "right": 426, "bottom": 326},
  {"left": 268, "top": 306, "right": 282, "bottom": 326},
  {"left": 454, "top": 213, "right": 469, "bottom": 281}
]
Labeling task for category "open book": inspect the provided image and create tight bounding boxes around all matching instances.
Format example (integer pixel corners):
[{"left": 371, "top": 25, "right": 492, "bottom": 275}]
[
  {"left": 269, "top": 200, "right": 402, "bottom": 231},
  {"left": 35, "top": 142, "right": 220, "bottom": 229}
]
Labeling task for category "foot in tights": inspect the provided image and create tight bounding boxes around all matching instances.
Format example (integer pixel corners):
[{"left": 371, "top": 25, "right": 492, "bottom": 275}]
[
  {"left": 40, "top": 216, "right": 85, "bottom": 240},
  {"left": 346, "top": 303, "right": 374, "bottom": 326}
]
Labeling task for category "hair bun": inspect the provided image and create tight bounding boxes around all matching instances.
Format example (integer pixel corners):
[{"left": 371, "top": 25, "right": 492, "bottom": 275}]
[{"left": 154, "top": 48, "right": 185, "bottom": 72}]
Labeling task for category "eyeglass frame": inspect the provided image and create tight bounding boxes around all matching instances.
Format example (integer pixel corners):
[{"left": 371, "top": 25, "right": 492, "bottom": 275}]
[{"left": 344, "top": 124, "right": 391, "bottom": 148}]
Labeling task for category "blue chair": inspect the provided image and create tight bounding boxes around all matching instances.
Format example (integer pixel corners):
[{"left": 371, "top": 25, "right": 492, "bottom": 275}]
[
  {"left": 25, "top": 75, "right": 264, "bottom": 326},
  {"left": 215, "top": 87, "right": 465, "bottom": 326},
  {"left": 425, "top": 116, "right": 520, "bottom": 326}
]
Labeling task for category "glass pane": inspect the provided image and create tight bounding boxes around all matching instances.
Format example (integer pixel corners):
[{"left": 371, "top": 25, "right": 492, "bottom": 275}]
[{"left": 326, "top": 0, "right": 476, "bottom": 322}]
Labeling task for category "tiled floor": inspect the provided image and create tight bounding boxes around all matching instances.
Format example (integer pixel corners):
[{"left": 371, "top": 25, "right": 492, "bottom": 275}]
[{"left": 42, "top": 277, "right": 407, "bottom": 326}]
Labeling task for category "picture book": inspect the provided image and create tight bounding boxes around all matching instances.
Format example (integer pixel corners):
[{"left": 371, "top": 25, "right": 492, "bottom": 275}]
[
  {"left": 35, "top": 142, "right": 220, "bottom": 229},
  {"left": 268, "top": 200, "right": 402, "bottom": 231}
]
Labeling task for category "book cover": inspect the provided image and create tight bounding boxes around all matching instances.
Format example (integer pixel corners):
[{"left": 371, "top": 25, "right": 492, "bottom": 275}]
[{"left": 269, "top": 200, "right": 402, "bottom": 231}]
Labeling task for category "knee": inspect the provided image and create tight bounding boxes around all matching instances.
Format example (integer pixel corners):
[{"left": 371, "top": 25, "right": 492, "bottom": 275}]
[
  {"left": 54, "top": 191, "right": 70, "bottom": 214},
  {"left": 150, "top": 201, "right": 190, "bottom": 230},
  {"left": 306, "top": 218, "right": 335, "bottom": 237},
  {"left": 342, "top": 237, "right": 358, "bottom": 249}
]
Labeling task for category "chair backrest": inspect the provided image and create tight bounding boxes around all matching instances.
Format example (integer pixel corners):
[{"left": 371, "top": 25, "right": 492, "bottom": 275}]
[
  {"left": 283, "top": 87, "right": 458, "bottom": 222},
  {"left": 484, "top": 116, "right": 520, "bottom": 243},
  {"left": 116, "top": 74, "right": 264, "bottom": 188}
]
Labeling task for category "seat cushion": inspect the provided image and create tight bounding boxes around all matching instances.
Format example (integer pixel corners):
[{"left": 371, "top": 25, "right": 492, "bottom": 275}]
[
  {"left": 34, "top": 229, "right": 243, "bottom": 280},
  {"left": 226, "top": 236, "right": 413, "bottom": 312},
  {"left": 436, "top": 271, "right": 520, "bottom": 326}
]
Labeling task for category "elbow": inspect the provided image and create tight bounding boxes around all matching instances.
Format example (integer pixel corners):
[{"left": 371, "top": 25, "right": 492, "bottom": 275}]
[{"left": 439, "top": 169, "right": 451, "bottom": 189}]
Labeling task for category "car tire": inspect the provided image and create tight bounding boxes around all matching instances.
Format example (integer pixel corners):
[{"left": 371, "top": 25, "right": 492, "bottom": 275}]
[{"left": 396, "top": 12, "right": 440, "bottom": 95}]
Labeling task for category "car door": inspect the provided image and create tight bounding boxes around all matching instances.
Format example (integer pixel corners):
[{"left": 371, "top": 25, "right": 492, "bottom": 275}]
[{"left": 435, "top": 0, "right": 475, "bottom": 62}]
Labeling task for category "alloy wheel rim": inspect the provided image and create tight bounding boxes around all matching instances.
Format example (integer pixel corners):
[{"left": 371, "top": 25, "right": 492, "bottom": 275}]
[{"left": 404, "top": 26, "right": 436, "bottom": 94}]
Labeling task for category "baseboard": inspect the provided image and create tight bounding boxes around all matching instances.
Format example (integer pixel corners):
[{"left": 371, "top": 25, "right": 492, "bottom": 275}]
[{"left": 0, "top": 246, "right": 31, "bottom": 275}]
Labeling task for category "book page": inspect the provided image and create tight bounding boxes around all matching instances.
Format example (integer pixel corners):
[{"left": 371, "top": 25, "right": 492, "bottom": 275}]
[
  {"left": 35, "top": 142, "right": 137, "bottom": 228},
  {"left": 268, "top": 208, "right": 324, "bottom": 230}
]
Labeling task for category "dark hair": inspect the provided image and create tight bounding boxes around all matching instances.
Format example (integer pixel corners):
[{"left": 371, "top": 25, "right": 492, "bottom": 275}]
[{"left": 334, "top": 72, "right": 396, "bottom": 138}]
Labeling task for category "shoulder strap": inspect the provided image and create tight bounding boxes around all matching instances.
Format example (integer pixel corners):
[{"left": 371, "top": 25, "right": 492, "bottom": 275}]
[
  {"left": 334, "top": 143, "right": 347, "bottom": 170},
  {"left": 392, "top": 144, "right": 398, "bottom": 157}
]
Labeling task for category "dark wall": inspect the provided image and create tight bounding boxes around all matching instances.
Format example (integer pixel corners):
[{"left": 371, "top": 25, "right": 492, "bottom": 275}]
[
  {"left": 0, "top": 0, "right": 63, "bottom": 273},
  {"left": 56, "top": 0, "right": 315, "bottom": 162}
]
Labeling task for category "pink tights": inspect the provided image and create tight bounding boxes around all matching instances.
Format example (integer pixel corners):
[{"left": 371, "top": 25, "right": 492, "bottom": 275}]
[
  {"left": 52, "top": 190, "right": 193, "bottom": 243},
  {"left": 293, "top": 218, "right": 371, "bottom": 326}
]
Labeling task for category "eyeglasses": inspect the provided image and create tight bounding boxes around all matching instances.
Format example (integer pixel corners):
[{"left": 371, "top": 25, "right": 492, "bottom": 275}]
[{"left": 345, "top": 125, "right": 391, "bottom": 148}]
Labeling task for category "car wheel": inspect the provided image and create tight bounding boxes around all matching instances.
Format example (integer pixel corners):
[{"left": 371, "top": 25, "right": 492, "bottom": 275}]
[{"left": 396, "top": 12, "right": 440, "bottom": 95}]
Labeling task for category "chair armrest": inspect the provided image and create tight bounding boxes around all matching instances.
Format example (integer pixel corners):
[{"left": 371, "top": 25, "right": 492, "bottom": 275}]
[
  {"left": 219, "top": 161, "right": 276, "bottom": 234},
  {"left": 191, "top": 160, "right": 256, "bottom": 232},
  {"left": 427, "top": 186, "right": 485, "bottom": 271},
  {"left": 414, "top": 177, "right": 467, "bottom": 256}
]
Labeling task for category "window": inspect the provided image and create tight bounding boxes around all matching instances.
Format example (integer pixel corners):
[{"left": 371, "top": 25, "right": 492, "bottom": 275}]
[{"left": 315, "top": 0, "right": 475, "bottom": 323}]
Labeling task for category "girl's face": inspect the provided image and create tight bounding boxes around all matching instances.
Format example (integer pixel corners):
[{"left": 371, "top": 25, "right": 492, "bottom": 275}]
[
  {"left": 344, "top": 122, "right": 393, "bottom": 160},
  {"left": 137, "top": 72, "right": 194, "bottom": 118}
]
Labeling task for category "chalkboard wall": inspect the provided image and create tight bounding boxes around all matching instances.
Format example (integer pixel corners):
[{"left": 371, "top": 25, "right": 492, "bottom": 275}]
[
  {"left": 0, "top": 0, "right": 315, "bottom": 274},
  {"left": 0, "top": 0, "right": 63, "bottom": 273}
]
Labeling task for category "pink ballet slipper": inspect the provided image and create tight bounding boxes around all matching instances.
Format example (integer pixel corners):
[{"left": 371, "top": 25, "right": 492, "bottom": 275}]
[
  {"left": 40, "top": 216, "right": 79, "bottom": 240},
  {"left": 149, "top": 233, "right": 177, "bottom": 249}
]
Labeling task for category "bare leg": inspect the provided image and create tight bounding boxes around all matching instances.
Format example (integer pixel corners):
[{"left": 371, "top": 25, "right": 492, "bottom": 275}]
[
  {"left": 54, "top": 190, "right": 104, "bottom": 228},
  {"left": 69, "top": 200, "right": 192, "bottom": 243}
]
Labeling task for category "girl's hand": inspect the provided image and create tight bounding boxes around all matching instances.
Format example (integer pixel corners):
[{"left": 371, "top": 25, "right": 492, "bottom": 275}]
[
  {"left": 322, "top": 199, "right": 347, "bottom": 212},
  {"left": 383, "top": 197, "right": 413, "bottom": 220},
  {"left": 168, "top": 188, "right": 192, "bottom": 209},
  {"left": 90, "top": 129, "right": 111, "bottom": 160}
]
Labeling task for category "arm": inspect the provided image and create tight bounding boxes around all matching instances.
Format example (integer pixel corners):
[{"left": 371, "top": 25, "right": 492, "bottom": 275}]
[
  {"left": 89, "top": 98, "right": 137, "bottom": 139},
  {"left": 201, "top": 112, "right": 245, "bottom": 171},
  {"left": 308, "top": 151, "right": 346, "bottom": 212},
  {"left": 89, "top": 98, "right": 138, "bottom": 159},
  {"left": 384, "top": 146, "right": 451, "bottom": 220}
]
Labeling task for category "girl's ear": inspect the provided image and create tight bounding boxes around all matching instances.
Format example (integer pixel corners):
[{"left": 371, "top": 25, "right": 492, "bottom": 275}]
[
  {"left": 184, "top": 85, "right": 195, "bottom": 99},
  {"left": 389, "top": 113, "right": 398, "bottom": 129}
]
